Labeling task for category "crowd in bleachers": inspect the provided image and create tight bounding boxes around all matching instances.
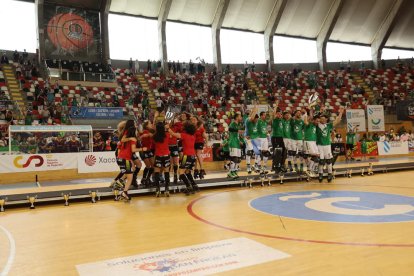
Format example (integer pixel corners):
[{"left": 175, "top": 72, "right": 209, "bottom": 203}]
[
  {"left": 1, "top": 48, "right": 413, "bottom": 146},
  {"left": 365, "top": 58, "right": 414, "bottom": 113}
]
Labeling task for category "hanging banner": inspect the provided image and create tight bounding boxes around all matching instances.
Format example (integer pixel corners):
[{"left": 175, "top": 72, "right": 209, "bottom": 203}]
[
  {"left": 367, "top": 105, "right": 385, "bottom": 132},
  {"left": 346, "top": 109, "right": 366, "bottom": 132},
  {"left": 77, "top": 151, "right": 120, "bottom": 173},
  {"left": 70, "top": 107, "right": 124, "bottom": 119},
  {"left": 396, "top": 100, "right": 414, "bottom": 121},
  {"left": 0, "top": 153, "right": 77, "bottom": 173},
  {"left": 377, "top": 141, "right": 409, "bottom": 155},
  {"left": 44, "top": 5, "right": 101, "bottom": 60}
]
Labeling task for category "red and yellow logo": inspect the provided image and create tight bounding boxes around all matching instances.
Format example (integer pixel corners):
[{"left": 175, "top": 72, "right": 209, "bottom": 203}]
[{"left": 13, "top": 155, "right": 44, "bottom": 168}]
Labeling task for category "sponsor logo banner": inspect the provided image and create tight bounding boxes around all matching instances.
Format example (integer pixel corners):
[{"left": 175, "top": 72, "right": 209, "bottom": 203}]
[
  {"left": 367, "top": 105, "right": 385, "bottom": 131},
  {"left": 201, "top": 147, "right": 213, "bottom": 162},
  {"left": 77, "top": 152, "right": 119, "bottom": 173},
  {"left": 70, "top": 107, "right": 124, "bottom": 119},
  {"left": 76, "top": 237, "right": 290, "bottom": 276},
  {"left": 346, "top": 109, "right": 366, "bottom": 132},
  {"left": 0, "top": 153, "right": 77, "bottom": 173},
  {"left": 377, "top": 141, "right": 409, "bottom": 155},
  {"left": 351, "top": 142, "right": 379, "bottom": 157}
]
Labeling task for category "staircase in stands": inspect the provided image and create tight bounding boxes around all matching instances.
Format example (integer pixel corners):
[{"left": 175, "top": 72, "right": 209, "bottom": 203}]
[
  {"left": 2, "top": 64, "right": 25, "bottom": 119},
  {"left": 136, "top": 73, "right": 156, "bottom": 109},
  {"left": 352, "top": 72, "right": 374, "bottom": 103},
  {"left": 246, "top": 77, "right": 268, "bottom": 105}
]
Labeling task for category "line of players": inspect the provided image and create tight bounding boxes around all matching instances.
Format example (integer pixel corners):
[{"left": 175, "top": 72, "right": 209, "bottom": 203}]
[
  {"left": 110, "top": 112, "right": 208, "bottom": 200},
  {"left": 222, "top": 101, "right": 345, "bottom": 183}
]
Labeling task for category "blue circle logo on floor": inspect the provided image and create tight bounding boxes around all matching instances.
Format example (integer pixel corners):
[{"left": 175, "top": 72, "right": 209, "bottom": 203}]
[{"left": 250, "top": 191, "right": 414, "bottom": 223}]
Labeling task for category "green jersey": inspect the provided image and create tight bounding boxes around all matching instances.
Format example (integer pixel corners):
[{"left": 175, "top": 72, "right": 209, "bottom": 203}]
[
  {"left": 257, "top": 119, "right": 268, "bottom": 138},
  {"left": 316, "top": 123, "right": 333, "bottom": 145},
  {"left": 361, "top": 140, "right": 368, "bottom": 154},
  {"left": 346, "top": 132, "right": 356, "bottom": 145},
  {"left": 304, "top": 124, "right": 317, "bottom": 141},
  {"left": 228, "top": 121, "right": 241, "bottom": 149},
  {"left": 291, "top": 119, "right": 304, "bottom": 140},
  {"left": 222, "top": 139, "right": 230, "bottom": 152},
  {"left": 282, "top": 119, "right": 292, "bottom": 139},
  {"left": 246, "top": 120, "right": 259, "bottom": 139},
  {"left": 271, "top": 118, "right": 283, "bottom": 137}
]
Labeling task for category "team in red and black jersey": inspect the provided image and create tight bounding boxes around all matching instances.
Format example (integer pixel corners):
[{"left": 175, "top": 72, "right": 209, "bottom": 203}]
[{"left": 110, "top": 111, "right": 205, "bottom": 198}]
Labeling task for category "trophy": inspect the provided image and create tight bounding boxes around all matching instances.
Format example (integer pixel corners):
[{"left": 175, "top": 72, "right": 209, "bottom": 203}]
[
  {"left": 0, "top": 197, "right": 7, "bottom": 212},
  {"left": 27, "top": 195, "right": 37, "bottom": 209},
  {"left": 165, "top": 105, "right": 178, "bottom": 124},
  {"left": 308, "top": 93, "right": 319, "bottom": 109},
  {"left": 62, "top": 193, "right": 71, "bottom": 206},
  {"left": 280, "top": 173, "right": 284, "bottom": 184},
  {"left": 89, "top": 191, "right": 97, "bottom": 203},
  {"left": 367, "top": 163, "right": 374, "bottom": 175},
  {"left": 113, "top": 189, "right": 119, "bottom": 201}
]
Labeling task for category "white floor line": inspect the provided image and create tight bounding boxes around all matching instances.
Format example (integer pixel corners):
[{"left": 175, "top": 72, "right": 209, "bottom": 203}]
[{"left": 0, "top": 225, "right": 15, "bottom": 276}]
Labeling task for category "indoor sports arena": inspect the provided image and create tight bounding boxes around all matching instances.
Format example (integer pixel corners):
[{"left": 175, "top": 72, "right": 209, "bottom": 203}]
[{"left": 0, "top": 0, "right": 414, "bottom": 275}]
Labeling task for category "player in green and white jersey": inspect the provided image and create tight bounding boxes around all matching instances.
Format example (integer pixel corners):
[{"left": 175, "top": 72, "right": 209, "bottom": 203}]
[
  {"left": 316, "top": 106, "right": 345, "bottom": 183},
  {"left": 282, "top": 111, "right": 294, "bottom": 171},
  {"left": 221, "top": 133, "right": 230, "bottom": 171},
  {"left": 250, "top": 104, "right": 273, "bottom": 174},
  {"left": 243, "top": 110, "right": 254, "bottom": 174},
  {"left": 227, "top": 113, "right": 244, "bottom": 179},
  {"left": 290, "top": 109, "right": 306, "bottom": 173},
  {"left": 303, "top": 109, "right": 319, "bottom": 177},
  {"left": 246, "top": 106, "right": 261, "bottom": 172}
]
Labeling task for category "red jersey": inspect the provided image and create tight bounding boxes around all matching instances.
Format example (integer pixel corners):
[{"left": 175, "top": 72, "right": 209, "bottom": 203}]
[
  {"left": 168, "top": 124, "right": 179, "bottom": 145},
  {"left": 195, "top": 126, "right": 205, "bottom": 143},
  {"left": 118, "top": 140, "right": 136, "bottom": 160},
  {"left": 175, "top": 121, "right": 184, "bottom": 133},
  {"left": 140, "top": 130, "right": 153, "bottom": 149},
  {"left": 154, "top": 136, "right": 170, "bottom": 156},
  {"left": 181, "top": 132, "right": 196, "bottom": 155}
]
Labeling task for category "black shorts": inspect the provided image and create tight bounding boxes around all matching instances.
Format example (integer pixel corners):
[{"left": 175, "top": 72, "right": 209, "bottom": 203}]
[
  {"left": 178, "top": 140, "right": 183, "bottom": 152},
  {"left": 132, "top": 152, "right": 140, "bottom": 161},
  {"left": 117, "top": 158, "right": 133, "bottom": 174},
  {"left": 194, "top": 142, "right": 204, "bottom": 150},
  {"left": 346, "top": 144, "right": 354, "bottom": 151},
  {"left": 271, "top": 137, "right": 284, "bottom": 149},
  {"left": 222, "top": 151, "right": 230, "bottom": 160},
  {"left": 154, "top": 155, "right": 171, "bottom": 168},
  {"left": 180, "top": 155, "right": 196, "bottom": 170},
  {"left": 139, "top": 150, "right": 154, "bottom": 160},
  {"left": 169, "top": 145, "right": 179, "bottom": 157}
]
